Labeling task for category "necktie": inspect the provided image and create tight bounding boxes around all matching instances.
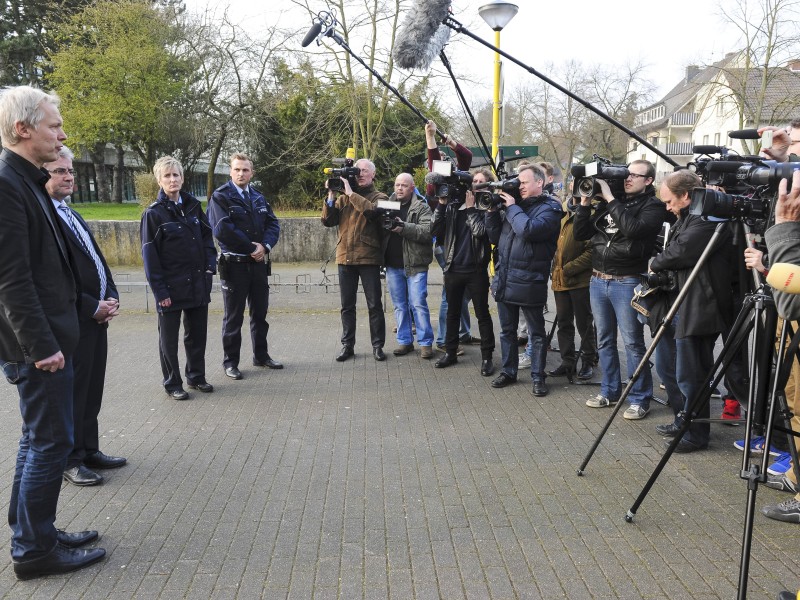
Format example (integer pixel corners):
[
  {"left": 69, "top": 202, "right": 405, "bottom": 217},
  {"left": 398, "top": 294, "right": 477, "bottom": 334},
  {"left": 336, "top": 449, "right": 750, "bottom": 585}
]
[
  {"left": 243, "top": 188, "right": 251, "bottom": 204},
  {"left": 59, "top": 204, "right": 107, "bottom": 299}
]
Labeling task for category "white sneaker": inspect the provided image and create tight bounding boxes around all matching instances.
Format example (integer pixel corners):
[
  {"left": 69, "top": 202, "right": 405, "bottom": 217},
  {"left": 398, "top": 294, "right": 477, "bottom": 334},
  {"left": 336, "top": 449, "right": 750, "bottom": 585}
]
[
  {"left": 586, "top": 394, "right": 614, "bottom": 408},
  {"left": 623, "top": 405, "right": 650, "bottom": 420},
  {"left": 518, "top": 353, "right": 531, "bottom": 367}
]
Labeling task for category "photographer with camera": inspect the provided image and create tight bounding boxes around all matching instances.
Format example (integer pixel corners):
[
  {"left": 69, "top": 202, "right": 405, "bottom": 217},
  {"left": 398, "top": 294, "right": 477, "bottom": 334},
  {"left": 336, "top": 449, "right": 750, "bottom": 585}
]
[
  {"left": 648, "top": 170, "right": 733, "bottom": 452},
  {"left": 430, "top": 168, "right": 496, "bottom": 376},
  {"left": 485, "top": 165, "right": 563, "bottom": 396},
  {"left": 383, "top": 173, "right": 435, "bottom": 359},
  {"left": 574, "top": 159, "right": 667, "bottom": 420},
  {"left": 322, "top": 158, "right": 388, "bottom": 362},
  {"left": 425, "top": 121, "right": 479, "bottom": 352}
]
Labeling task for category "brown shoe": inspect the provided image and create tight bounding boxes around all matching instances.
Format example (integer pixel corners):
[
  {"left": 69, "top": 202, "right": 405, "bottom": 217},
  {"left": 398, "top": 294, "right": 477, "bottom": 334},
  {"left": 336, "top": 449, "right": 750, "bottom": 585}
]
[
  {"left": 393, "top": 344, "right": 414, "bottom": 356},
  {"left": 420, "top": 345, "right": 433, "bottom": 359}
]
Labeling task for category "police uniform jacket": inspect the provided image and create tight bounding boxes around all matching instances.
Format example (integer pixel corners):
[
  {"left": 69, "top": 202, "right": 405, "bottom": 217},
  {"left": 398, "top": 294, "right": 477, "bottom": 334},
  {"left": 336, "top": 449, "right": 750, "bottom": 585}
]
[
  {"left": 207, "top": 181, "right": 280, "bottom": 255},
  {"left": 141, "top": 190, "right": 216, "bottom": 313}
]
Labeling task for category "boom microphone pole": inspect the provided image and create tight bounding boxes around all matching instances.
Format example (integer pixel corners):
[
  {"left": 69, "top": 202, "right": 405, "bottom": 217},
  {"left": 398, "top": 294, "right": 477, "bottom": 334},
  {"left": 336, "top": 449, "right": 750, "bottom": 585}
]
[
  {"left": 440, "top": 15, "right": 680, "bottom": 169},
  {"left": 301, "top": 8, "right": 447, "bottom": 142}
]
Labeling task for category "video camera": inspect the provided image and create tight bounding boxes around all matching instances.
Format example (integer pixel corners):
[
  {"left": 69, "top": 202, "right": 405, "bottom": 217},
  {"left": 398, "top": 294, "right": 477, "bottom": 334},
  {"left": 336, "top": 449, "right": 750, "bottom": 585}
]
[
  {"left": 473, "top": 177, "right": 520, "bottom": 211},
  {"left": 425, "top": 160, "right": 473, "bottom": 203},
  {"left": 641, "top": 270, "right": 676, "bottom": 292},
  {"left": 324, "top": 147, "right": 360, "bottom": 192},
  {"left": 375, "top": 199, "right": 402, "bottom": 231},
  {"left": 688, "top": 145, "right": 800, "bottom": 223},
  {"left": 571, "top": 155, "right": 629, "bottom": 200}
]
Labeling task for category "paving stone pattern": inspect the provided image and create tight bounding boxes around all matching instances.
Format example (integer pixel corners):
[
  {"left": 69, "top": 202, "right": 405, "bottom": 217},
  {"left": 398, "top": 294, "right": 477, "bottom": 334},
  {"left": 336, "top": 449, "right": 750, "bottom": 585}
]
[{"left": 0, "top": 264, "right": 796, "bottom": 599}]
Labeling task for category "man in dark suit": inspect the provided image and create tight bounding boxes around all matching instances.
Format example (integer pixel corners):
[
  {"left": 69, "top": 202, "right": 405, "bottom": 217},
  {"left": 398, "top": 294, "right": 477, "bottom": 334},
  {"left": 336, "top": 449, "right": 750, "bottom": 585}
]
[
  {"left": 44, "top": 146, "right": 126, "bottom": 487},
  {"left": 207, "top": 153, "right": 282, "bottom": 380},
  {"left": 0, "top": 86, "right": 105, "bottom": 579}
]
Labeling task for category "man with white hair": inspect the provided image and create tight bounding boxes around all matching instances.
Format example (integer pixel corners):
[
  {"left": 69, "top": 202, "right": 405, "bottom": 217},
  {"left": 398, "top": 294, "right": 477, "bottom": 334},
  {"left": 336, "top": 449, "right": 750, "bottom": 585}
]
[
  {"left": 322, "top": 158, "right": 389, "bottom": 361},
  {"left": 0, "top": 85, "right": 105, "bottom": 579},
  {"left": 383, "top": 172, "right": 434, "bottom": 358}
]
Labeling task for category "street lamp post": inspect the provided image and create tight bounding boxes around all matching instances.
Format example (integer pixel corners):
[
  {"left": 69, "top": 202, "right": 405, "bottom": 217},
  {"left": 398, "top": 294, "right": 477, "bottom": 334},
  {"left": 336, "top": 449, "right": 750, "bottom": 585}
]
[{"left": 479, "top": 0, "right": 518, "bottom": 167}]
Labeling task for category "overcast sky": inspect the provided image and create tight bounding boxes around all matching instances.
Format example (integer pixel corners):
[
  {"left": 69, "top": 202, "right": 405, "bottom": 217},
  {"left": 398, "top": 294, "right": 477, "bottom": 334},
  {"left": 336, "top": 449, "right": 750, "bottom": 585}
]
[{"left": 185, "top": 0, "right": 745, "bottom": 106}]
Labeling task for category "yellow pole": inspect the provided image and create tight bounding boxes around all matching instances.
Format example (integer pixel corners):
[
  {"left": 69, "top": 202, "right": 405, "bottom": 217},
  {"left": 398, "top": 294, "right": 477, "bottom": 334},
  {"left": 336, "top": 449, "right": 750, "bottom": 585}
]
[{"left": 491, "top": 28, "right": 502, "bottom": 166}]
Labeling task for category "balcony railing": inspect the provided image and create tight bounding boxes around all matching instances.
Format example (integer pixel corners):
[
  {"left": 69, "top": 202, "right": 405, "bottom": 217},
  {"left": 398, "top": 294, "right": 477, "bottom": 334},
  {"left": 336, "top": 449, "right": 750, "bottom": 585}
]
[
  {"left": 660, "top": 142, "right": 693, "bottom": 156},
  {"left": 670, "top": 112, "right": 696, "bottom": 126}
]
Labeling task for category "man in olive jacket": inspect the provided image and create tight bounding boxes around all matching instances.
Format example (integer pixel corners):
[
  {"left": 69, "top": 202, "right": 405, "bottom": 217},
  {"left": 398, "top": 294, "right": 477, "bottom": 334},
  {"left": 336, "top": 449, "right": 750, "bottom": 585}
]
[
  {"left": 549, "top": 200, "right": 596, "bottom": 380},
  {"left": 383, "top": 172, "right": 434, "bottom": 358},
  {"left": 322, "top": 159, "right": 388, "bottom": 362}
]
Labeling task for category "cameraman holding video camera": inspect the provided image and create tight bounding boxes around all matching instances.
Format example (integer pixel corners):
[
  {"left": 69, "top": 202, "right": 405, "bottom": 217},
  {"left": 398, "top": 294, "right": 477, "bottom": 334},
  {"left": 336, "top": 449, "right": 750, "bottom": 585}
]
[
  {"left": 574, "top": 160, "right": 667, "bottom": 420},
  {"left": 648, "top": 170, "right": 733, "bottom": 453},
  {"left": 485, "top": 164, "right": 563, "bottom": 396},
  {"left": 322, "top": 158, "right": 388, "bottom": 362}
]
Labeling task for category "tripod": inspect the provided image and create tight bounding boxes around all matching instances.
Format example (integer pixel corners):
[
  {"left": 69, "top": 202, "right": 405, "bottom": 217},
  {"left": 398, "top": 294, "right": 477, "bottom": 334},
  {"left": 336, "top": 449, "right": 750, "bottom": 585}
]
[{"left": 576, "top": 222, "right": 730, "bottom": 473}]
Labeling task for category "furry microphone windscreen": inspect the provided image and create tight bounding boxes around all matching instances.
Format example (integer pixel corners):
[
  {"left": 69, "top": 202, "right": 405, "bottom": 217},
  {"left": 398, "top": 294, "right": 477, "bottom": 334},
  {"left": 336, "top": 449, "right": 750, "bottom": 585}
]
[
  {"left": 393, "top": 0, "right": 452, "bottom": 71},
  {"left": 424, "top": 171, "right": 447, "bottom": 185}
]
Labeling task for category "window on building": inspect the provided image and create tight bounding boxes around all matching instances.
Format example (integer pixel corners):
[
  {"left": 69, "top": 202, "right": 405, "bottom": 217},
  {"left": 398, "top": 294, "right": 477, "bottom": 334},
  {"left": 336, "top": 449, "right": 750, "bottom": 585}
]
[
  {"left": 703, "top": 135, "right": 709, "bottom": 145},
  {"left": 714, "top": 133, "right": 720, "bottom": 145}
]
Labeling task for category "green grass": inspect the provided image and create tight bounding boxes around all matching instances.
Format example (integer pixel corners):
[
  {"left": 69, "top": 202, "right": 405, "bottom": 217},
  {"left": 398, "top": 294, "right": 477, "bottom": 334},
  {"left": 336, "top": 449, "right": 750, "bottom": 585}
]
[{"left": 71, "top": 202, "right": 320, "bottom": 220}]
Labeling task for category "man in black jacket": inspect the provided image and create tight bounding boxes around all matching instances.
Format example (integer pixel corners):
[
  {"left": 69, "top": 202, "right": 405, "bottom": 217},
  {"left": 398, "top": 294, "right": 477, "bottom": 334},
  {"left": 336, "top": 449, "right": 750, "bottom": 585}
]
[
  {"left": 431, "top": 170, "right": 496, "bottom": 376},
  {"left": 45, "top": 147, "right": 126, "bottom": 486},
  {"left": 0, "top": 85, "right": 105, "bottom": 579},
  {"left": 486, "top": 165, "right": 562, "bottom": 396},
  {"left": 574, "top": 159, "right": 667, "bottom": 420},
  {"left": 650, "top": 170, "right": 732, "bottom": 452}
]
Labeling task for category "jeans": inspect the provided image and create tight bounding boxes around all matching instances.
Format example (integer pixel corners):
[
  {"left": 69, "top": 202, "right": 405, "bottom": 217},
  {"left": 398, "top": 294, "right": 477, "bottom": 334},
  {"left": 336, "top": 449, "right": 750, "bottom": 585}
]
[
  {"left": 497, "top": 302, "right": 546, "bottom": 381},
  {"left": 434, "top": 246, "right": 471, "bottom": 345},
  {"left": 4, "top": 359, "right": 74, "bottom": 560},
  {"left": 590, "top": 276, "right": 652, "bottom": 407},
  {"left": 338, "top": 264, "right": 385, "bottom": 349},
  {"left": 386, "top": 267, "right": 434, "bottom": 347}
]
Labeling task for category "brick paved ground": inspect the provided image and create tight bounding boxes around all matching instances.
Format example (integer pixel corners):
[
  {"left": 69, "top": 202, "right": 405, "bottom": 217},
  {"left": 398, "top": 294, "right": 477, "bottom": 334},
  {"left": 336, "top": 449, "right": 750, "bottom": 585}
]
[{"left": 0, "top": 263, "right": 797, "bottom": 599}]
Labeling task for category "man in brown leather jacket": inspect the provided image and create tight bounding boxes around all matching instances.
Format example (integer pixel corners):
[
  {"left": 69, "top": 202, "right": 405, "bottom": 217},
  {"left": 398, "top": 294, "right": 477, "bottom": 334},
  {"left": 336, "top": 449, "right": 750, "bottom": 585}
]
[{"left": 322, "top": 159, "right": 388, "bottom": 362}]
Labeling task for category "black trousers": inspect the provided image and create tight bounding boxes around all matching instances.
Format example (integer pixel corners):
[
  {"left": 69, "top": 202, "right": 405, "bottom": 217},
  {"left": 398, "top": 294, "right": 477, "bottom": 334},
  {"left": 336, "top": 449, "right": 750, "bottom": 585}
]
[
  {"left": 67, "top": 320, "right": 108, "bottom": 469},
  {"left": 553, "top": 287, "right": 597, "bottom": 367},
  {"left": 338, "top": 264, "right": 385, "bottom": 349},
  {"left": 158, "top": 305, "right": 209, "bottom": 391},
  {"left": 221, "top": 261, "right": 270, "bottom": 368},
  {"left": 443, "top": 269, "right": 495, "bottom": 359}
]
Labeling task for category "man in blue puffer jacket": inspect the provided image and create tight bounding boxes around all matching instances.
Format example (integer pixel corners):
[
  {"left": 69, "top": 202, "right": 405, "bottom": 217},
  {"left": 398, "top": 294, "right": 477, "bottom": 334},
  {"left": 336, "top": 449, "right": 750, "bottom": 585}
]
[{"left": 486, "top": 164, "right": 563, "bottom": 396}]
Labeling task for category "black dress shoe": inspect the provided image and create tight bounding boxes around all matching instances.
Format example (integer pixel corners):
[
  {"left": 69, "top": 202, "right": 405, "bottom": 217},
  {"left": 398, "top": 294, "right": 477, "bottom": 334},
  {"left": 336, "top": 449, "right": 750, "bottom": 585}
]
[
  {"left": 547, "top": 364, "right": 572, "bottom": 377},
  {"left": 460, "top": 335, "right": 481, "bottom": 345},
  {"left": 577, "top": 363, "right": 594, "bottom": 380},
  {"left": 335, "top": 347, "right": 354, "bottom": 362},
  {"left": 668, "top": 438, "right": 708, "bottom": 454},
  {"left": 225, "top": 367, "right": 243, "bottom": 380},
  {"left": 491, "top": 373, "right": 516, "bottom": 388},
  {"left": 655, "top": 422, "right": 683, "bottom": 437},
  {"left": 187, "top": 381, "right": 214, "bottom": 393},
  {"left": 434, "top": 353, "right": 458, "bottom": 368},
  {"left": 167, "top": 388, "right": 189, "bottom": 400},
  {"left": 56, "top": 530, "right": 99, "bottom": 548},
  {"left": 83, "top": 451, "right": 127, "bottom": 469},
  {"left": 532, "top": 380, "right": 549, "bottom": 397},
  {"left": 373, "top": 347, "right": 386, "bottom": 361},
  {"left": 63, "top": 465, "right": 103, "bottom": 487},
  {"left": 13, "top": 544, "right": 106, "bottom": 580},
  {"left": 480, "top": 359, "right": 495, "bottom": 376},
  {"left": 254, "top": 356, "right": 283, "bottom": 369}
]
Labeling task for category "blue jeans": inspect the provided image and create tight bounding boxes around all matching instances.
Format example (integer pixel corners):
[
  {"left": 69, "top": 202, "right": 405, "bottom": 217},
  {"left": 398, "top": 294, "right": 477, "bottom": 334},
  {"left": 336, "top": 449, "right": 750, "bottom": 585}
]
[
  {"left": 3, "top": 359, "right": 75, "bottom": 560},
  {"left": 434, "top": 246, "right": 470, "bottom": 345},
  {"left": 497, "top": 302, "right": 546, "bottom": 381},
  {"left": 590, "top": 276, "right": 652, "bottom": 407},
  {"left": 386, "top": 267, "right": 434, "bottom": 347}
]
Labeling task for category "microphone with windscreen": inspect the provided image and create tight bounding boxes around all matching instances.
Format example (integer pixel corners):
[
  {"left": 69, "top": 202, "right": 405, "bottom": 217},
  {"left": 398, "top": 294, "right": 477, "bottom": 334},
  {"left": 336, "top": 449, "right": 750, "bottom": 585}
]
[
  {"left": 393, "top": 0, "right": 453, "bottom": 70},
  {"left": 767, "top": 263, "right": 800, "bottom": 295}
]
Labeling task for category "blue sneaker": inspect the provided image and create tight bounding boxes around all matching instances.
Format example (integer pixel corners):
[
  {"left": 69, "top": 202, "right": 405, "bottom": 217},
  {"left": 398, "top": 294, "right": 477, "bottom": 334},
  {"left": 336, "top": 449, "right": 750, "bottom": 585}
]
[
  {"left": 733, "top": 436, "right": 782, "bottom": 457},
  {"left": 767, "top": 452, "right": 793, "bottom": 476}
]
